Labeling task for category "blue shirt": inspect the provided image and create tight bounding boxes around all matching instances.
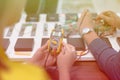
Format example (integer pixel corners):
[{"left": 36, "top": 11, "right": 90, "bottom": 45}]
[{"left": 88, "top": 38, "right": 120, "bottom": 80}]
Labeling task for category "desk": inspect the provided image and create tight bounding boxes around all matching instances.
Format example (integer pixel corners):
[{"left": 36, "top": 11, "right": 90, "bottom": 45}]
[
  {"left": 3, "top": 13, "right": 120, "bottom": 61},
  {"left": 47, "top": 61, "right": 109, "bottom": 80}
]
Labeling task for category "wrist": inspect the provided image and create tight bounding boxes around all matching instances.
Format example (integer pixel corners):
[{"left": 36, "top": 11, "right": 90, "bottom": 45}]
[
  {"left": 83, "top": 31, "right": 99, "bottom": 45},
  {"left": 58, "top": 66, "right": 70, "bottom": 72},
  {"left": 80, "top": 27, "right": 94, "bottom": 37},
  {"left": 58, "top": 68, "right": 70, "bottom": 80}
]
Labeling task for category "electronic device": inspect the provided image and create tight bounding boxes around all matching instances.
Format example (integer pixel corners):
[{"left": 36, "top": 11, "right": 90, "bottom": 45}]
[
  {"left": 65, "top": 13, "right": 78, "bottom": 23},
  {"left": 48, "top": 25, "right": 64, "bottom": 56}
]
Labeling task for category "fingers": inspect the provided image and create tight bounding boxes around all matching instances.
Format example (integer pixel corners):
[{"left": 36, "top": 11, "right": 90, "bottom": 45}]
[
  {"left": 45, "top": 54, "right": 56, "bottom": 66},
  {"left": 40, "top": 40, "right": 49, "bottom": 51}
]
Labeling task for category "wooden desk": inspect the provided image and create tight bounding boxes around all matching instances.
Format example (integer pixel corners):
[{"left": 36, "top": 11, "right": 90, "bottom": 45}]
[{"left": 47, "top": 61, "right": 109, "bottom": 80}]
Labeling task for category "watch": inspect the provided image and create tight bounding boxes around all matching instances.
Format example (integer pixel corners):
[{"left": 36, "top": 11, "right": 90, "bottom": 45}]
[{"left": 80, "top": 28, "right": 94, "bottom": 37}]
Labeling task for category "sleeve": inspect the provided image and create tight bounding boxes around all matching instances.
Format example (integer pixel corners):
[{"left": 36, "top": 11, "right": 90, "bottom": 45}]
[{"left": 88, "top": 38, "right": 120, "bottom": 80}]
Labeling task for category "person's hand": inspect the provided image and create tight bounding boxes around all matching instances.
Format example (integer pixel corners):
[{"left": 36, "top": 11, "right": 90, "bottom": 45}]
[
  {"left": 57, "top": 43, "right": 76, "bottom": 71},
  {"left": 78, "top": 9, "right": 95, "bottom": 33},
  {"left": 57, "top": 43, "right": 76, "bottom": 80},
  {"left": 77, "top": 9, "right": 99, "bottom": 44},
  {"left": 28, "top": 41, "right": 56, "bottom": 67},
  {"left": 96, "top": 11, "right": 120, "bottom": 29}
]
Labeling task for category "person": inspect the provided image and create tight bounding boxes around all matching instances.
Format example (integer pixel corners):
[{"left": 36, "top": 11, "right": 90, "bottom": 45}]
[
  {"left": 28, "top": 42, "right": 76, "bottom": 80},
  {"left": 78, "top": 10, "right": 120, "bottom": 80},
  {"left": 0, "top": 0, "right": 76, "bottom": 80}
]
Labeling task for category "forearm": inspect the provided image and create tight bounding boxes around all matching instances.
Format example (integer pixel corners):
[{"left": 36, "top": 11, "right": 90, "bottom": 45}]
[
  {"left": 88, "top": 37, "right": 120, "bottom": 80},
  {"left": 88, "top": 39, "right": 117, "bottom": 68},
  {"left": 83, "top": 31, "right": 99, "bottom": 45},
  {"left": 58, "top": 68, "right": 70, "bottom": 80}
]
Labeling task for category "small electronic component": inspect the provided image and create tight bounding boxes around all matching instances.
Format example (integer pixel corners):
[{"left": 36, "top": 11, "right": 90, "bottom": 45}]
[
  {"left": 65, "top": 13, "right": 78, "bottom": 23},
  {"left": 48, "top": 25, "right": 64, "bottom": 56},
  {"left": 62, "top": 22, "right": 79, "bottom": 38}
]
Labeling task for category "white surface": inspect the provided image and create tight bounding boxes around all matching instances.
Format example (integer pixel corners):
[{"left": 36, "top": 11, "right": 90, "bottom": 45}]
[{"left": 3, "top": 13, "right": 120, "bottom": 61}]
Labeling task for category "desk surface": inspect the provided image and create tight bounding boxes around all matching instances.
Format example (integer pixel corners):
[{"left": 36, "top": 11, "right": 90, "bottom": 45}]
[
  {"left": 47, "top": 61, "right": 109, "bottom": 80},
  {"left": 3, "top": 13, "right": 120, "bottom": 61}
]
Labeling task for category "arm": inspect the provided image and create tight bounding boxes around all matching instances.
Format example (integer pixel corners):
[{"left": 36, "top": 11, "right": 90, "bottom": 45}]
[
  {"left": 57, "top": 43, "right": 76, "bottom": 80},
  {"left": 78, "top": 10, "right": 120, "bottom": 80},
  {"left": 58, "top": 68, "right": 70, "bottom": 80},
  {"left": 88, "top": 37, "right": 120, "bottom": 80}
]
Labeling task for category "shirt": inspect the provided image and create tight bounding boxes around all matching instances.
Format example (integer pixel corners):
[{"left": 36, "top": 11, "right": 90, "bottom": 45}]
[
  {"left": 0, "top": 46, "right": 50, "bottom": 80},
  {"left": 88, "top": 38, "right": 120, "bottom": 80}
]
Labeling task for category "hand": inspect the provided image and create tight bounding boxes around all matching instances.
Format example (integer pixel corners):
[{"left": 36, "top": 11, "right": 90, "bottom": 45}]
[
  {"left": 96, "top": 11, "right": 120, "bottom": 29},
  {"left": 77, "top": 9, "right": 99, "bottom": 44},
  {"left": 57, "top": 43, "right": 76, "bottom": 71},
  {"left": 78, "top": 9, "right": 95, "bottom": 33},
  {"left": 28, "top": 41, "right": 56, "bottom": 67}
]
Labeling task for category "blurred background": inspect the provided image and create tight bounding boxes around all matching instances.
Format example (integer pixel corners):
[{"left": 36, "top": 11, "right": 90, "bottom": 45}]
[
  {"left": 24, "top": 0, "right": 120, "bottom": 14},
  {"left": 2, "top": 0, "right": 120, "bottom": 61},
  {"left": 57, "top": 0, "right": 120, "bottom": 13}
]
